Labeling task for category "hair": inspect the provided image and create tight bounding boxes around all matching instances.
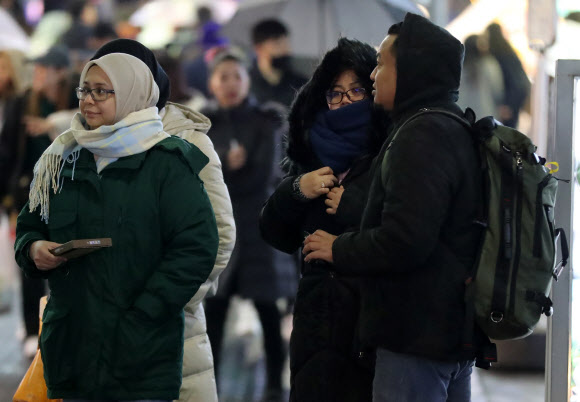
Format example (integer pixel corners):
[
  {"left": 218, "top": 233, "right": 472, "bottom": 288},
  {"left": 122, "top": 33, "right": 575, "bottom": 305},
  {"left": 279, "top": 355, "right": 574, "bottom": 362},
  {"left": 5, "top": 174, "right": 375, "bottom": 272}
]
[
  {"left": 251, "top": 19, "right": 289, "bottom": 45},
  {"left": 67, "top": 0, "right": 87, "bottom": 19},
  {"left": 26, "top": 70, "right": 72, "bottom": 117},
  {"left": 0, "top": 52, "right": 17, "bottom": 98},
  {"left": 197, "top": 6, "right": 212, "bottom": 25},
  {"left": 207, "top": 47, "right": 248, "bottom": 75},
  {"left": 155, "top": 51, "right": 191, "bottom": 104},
  {"left": 387, "top": 21, "right": 403, "bottom": 56},
  {"left": 463, "top": 35, "right": 480, "bottom": 64},
  {"left": 92, "top": 22, "right": 117, "bottom": 40},
  {"left": 486, "top": 23, "right": 516, "bottom": 58},
  {"left": 285, "top": 38, "right": 389, "bottom": 169}
]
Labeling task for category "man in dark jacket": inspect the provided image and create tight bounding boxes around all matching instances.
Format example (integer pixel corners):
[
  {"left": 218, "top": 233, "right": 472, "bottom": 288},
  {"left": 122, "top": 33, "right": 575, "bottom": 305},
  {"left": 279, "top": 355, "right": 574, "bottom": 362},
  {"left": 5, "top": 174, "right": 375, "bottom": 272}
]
[
  {"left": 249, "top": 19, "right": 307, "bottom": 108},
  {"left": 303, "top": 13, "right": 483, "bottom": 401}
]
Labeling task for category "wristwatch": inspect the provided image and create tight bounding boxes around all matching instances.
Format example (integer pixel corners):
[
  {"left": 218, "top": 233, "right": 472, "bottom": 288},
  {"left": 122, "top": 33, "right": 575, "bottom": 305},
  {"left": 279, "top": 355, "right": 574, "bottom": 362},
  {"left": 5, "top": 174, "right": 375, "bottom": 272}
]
[{"left": 291, "top": 174, "right": 310, "bottom": 202}]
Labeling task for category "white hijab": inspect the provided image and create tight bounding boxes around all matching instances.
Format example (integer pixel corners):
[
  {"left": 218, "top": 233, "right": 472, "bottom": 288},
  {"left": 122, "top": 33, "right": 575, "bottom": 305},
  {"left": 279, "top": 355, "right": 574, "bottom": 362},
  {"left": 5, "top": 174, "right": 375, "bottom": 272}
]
[
  {"left": 29, "top": 54, "right": 169, "bottom": 222},
  {"left": 80, "top": 52, "right": 160, "bottom": 122}
]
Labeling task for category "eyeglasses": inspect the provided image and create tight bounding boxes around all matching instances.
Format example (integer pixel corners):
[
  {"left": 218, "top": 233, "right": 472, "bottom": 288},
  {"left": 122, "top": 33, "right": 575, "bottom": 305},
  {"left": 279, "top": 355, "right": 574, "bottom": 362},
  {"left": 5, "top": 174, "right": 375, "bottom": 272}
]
[
  {"left": 76, "top": 87, "right": 115, "bottom": 102},
  {"left": 325, "top": 87, "right": 367, "bottom": 105}
]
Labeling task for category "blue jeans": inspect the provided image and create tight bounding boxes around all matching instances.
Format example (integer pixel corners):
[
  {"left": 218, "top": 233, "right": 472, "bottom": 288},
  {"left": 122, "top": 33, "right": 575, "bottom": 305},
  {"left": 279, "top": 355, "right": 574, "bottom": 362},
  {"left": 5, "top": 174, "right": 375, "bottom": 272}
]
[{"left": 373, "top": 348, "right": 474, "bottom": 402}]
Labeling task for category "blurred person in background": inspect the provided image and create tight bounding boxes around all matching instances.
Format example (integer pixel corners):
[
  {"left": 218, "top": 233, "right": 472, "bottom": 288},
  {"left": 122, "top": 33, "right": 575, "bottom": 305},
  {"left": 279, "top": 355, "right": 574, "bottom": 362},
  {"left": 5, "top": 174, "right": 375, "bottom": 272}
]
[
  {"left": 91, "top": 38, "right": 236, "bottom": 402},
  {"left": 183, "top": 6, "right": 229, "bottom": 98},
  {"left": 156, "top": 51, "right": 208, "bottom": 112},
  {"left": 250, "top": 19, "right": 307, "bottom": 108},
  {"left": 87, "top": 22, "right": 118, "bottom": 52},
  {"left": 202, "top": 48, "right": 297, "bottom": 402},
  {"left": 2, "top": 44, "right": 77, "bottom": 358},
  {"left": 259, "top": 38, "right": 390, "bottom": 402},
  {"left": 485, "top": 23, "right": 530, "bottom": 129},
  {"left": 0, "top": 49, "right": 28, "bottom": 212},
  {"left": 457, "top": 34, "right": 504, "bottom": 119},
  {"left": 60, "top": 0, "right": 97, "bottom": 51}
]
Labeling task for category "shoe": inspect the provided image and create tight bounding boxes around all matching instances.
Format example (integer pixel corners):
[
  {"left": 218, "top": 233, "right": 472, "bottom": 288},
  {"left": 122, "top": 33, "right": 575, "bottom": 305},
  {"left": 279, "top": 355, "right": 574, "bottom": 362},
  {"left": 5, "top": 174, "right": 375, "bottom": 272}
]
[{"left": 23, "top": 335, "right": 38, "bottom": 359}]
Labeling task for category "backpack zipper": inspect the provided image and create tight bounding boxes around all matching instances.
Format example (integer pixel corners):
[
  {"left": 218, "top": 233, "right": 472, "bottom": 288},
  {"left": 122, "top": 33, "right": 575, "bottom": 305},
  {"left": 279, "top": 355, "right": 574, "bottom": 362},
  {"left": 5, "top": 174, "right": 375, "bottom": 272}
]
[
  {"left": 533, "top": 174, "right": 553, "bottom": 257},
  {"left": 508, "top": 152, "right": 524, "bottom": 314}
]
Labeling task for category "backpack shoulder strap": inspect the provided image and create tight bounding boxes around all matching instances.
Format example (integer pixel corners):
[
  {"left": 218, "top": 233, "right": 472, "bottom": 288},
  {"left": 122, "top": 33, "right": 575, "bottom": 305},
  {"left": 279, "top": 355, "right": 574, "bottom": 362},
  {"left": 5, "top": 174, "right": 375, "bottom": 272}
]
[{"left": 379, "top": 107, "right": 474, "bottom": 183}]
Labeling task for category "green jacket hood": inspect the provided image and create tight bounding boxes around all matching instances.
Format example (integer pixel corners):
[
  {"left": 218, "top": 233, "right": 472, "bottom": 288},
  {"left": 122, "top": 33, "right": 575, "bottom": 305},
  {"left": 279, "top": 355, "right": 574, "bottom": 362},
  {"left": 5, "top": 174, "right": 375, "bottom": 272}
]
[
  {"left": 392, "top": 13, "right": 464, "bottom": 120},
  {"left": 162, "top": 102, "right": 211, "bottom": 135}
]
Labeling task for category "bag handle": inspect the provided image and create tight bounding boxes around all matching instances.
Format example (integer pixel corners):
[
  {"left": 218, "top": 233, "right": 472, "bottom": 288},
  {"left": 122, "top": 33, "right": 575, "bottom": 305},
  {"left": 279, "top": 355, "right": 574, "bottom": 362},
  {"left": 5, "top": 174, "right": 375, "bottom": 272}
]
[{"left": 552, "top": 228, "right": 569, "bottom": 280}]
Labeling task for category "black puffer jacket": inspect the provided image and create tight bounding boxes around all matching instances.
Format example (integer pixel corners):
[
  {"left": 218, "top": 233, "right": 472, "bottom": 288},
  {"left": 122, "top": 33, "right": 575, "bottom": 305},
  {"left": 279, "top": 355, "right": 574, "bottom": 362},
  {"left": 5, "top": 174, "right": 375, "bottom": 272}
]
[
  {"left": 261, "top": 156, "right": 377, "bottom": 402},
  {"left": 260, "top": 38, "right": 391, "bottom": 401},
  {"left": 203, "top": 98, "right": 297, "bottom": 301},
  {"left": 332, "top": 13, "right": 485, "bottom": 362}
]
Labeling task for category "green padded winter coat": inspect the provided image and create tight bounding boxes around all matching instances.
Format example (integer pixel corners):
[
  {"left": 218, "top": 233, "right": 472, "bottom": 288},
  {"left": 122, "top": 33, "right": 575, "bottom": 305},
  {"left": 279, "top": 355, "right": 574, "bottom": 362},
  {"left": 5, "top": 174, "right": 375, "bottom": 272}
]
[{"left": 14, "top": 137, "right": 219, "bottom": 400}]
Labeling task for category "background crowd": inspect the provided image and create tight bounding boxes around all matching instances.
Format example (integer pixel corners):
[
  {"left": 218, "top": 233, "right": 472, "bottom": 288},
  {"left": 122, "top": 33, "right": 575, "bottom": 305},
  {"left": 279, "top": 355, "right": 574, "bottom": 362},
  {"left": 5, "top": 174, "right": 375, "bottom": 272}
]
[{"left": 0, "top": 1, "right": 537, "bottom": 401}]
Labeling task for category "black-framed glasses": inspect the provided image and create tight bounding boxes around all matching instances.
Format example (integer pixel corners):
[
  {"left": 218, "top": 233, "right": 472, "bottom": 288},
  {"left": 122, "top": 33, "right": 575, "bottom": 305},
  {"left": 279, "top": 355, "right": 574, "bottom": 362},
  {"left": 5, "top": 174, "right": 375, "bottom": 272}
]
[
  {"left": 325, "top": 87, "right": 367, "bottom": 105},
  {"left": 76, "top": 87, "right": 115, "bottom": 102}
]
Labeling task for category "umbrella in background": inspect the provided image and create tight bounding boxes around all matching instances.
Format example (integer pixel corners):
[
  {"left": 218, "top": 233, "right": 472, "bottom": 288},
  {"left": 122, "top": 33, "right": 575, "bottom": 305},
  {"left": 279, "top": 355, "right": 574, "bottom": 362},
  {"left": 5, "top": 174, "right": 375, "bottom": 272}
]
[
  {"left": 0, "top": 8, "right": 30, "bottom": 52},
  {"left": 221, "top": 0, "right": 418, "bottom": 58},
  {"left": 129, "top": 0, "right": 238, "bottom": 49}
]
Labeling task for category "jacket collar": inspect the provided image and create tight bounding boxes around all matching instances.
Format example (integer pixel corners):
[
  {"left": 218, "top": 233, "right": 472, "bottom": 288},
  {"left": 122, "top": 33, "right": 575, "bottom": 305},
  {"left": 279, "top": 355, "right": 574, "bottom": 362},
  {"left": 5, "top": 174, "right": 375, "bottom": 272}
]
[{"left": 61, "top": 148, "right": 148, "bottom": 179}]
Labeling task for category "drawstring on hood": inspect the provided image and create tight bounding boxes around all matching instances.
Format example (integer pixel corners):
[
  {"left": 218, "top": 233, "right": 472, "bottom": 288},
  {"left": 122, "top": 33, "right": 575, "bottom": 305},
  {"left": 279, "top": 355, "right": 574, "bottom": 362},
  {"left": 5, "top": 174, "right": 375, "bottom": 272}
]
[{"left": 391, "top": 13, "right": 464, "bottom": 121}]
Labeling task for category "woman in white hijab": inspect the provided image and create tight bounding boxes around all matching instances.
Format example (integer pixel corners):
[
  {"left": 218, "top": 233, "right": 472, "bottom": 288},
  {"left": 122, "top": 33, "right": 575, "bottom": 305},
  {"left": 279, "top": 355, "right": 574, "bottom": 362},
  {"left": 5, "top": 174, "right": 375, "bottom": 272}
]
[{"left": 14, "top": 53, "right": 219, "bottom": 402}]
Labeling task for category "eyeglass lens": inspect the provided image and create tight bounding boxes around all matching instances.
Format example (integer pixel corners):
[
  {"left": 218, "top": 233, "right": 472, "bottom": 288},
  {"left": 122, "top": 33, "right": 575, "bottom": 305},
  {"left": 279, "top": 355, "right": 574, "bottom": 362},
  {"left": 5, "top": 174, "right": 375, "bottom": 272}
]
[
  {"left": 76, "top": 88, "right": 113, "bottom": 101},
  {"left": 326, "top": 88, "right": 366, "bottom": 104}
]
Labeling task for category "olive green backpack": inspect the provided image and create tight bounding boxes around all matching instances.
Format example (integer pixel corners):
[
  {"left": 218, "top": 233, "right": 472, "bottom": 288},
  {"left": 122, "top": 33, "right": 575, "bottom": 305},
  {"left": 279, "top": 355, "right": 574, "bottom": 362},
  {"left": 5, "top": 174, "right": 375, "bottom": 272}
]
[{"left": 383, "top": 108, "right": 569, "bottom": 344}]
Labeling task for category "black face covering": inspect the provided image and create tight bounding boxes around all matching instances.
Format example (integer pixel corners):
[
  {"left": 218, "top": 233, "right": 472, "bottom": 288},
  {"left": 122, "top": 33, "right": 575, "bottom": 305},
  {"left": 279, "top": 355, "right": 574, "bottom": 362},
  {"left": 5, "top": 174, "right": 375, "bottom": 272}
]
[{"left": 271, "top": 55, "right": 292, "bottom": 72}]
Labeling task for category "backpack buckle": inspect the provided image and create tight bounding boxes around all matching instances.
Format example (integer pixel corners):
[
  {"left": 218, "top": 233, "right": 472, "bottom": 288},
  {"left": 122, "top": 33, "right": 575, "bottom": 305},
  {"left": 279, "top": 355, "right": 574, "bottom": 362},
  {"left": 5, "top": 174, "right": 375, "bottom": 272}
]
[
  {"left": 552, "top": 261, "right": 565, "bottom": 281},
  {"left": 490, "top": 311, "right": 503, "bottom": 323}
]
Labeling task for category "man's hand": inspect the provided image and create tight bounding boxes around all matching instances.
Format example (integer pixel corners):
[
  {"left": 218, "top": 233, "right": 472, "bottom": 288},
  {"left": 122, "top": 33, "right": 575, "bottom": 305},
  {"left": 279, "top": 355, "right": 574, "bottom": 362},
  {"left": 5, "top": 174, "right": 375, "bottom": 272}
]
[
  {"left": 325, "top": 185, "right": 344, "bottom": 215},
  {"left": 29, "top": 240, "right": 67, "bottom": 270},
  {"left": 227, "top": 145, "right": 247, "bottom": 170},
  {"left": 303, "top": 230, "right": 337, "bottom": 263},
  {"left": 300, "top": 167, "right": 338, "bottom": 199},
  {"left": 24, "top": 116, "right": 54, "bottom": 137}
]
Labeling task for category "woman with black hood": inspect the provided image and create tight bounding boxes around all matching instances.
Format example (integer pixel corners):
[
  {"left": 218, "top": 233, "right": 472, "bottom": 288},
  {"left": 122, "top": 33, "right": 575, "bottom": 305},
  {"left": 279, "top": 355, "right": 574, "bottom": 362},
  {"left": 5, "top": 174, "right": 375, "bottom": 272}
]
[{"left": 259, "top": 38, "right": 390, "bottom": 402}]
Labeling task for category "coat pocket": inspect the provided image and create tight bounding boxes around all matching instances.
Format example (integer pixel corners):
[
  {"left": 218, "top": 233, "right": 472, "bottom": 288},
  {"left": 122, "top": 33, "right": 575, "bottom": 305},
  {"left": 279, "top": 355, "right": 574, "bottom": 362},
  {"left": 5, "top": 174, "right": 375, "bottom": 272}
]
[
  {"left": 40, "top": 306, "right": 74, "bottom": 387},
  {"left": 113, "top": 309, "right": 182, "bottom": 380}
]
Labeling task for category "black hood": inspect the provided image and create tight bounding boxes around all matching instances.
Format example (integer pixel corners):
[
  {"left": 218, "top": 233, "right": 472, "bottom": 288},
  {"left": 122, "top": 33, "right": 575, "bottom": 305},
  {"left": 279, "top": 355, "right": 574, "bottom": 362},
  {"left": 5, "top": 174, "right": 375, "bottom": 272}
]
[{"left": 392, "top": 13, "right": 464, "bottom": 120}]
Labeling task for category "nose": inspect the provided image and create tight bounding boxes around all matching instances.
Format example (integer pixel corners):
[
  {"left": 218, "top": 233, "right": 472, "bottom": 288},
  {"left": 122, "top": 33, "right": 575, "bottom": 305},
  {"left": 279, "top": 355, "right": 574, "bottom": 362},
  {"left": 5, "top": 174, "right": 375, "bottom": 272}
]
[
  {"left": 340, "top": 94, "right": 353, "bottom": 107},
  {"left": 370, "top": 66, "right": 377, "bottom": 81},
  {"left": 83, "top": 94, "right": 95, "bottom": 105}
]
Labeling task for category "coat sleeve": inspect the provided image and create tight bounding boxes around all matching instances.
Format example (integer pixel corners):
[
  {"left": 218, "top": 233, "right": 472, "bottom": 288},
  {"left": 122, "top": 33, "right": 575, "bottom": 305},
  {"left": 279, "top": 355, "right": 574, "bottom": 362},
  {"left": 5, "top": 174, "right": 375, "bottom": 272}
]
[
  {"left": 259, "top": 176, "right": 311, "bottom": 254},
  {"left": 14, "top": 202, "right": 51, "bottom": 279},
  {"left": 179, "top": 130, "right": 236, "bottom": 311},
  {"left": 132, "top": 152, "right": 219, "bottom": 322},
  {"left": 332, "top": 119, "right": 461, "bottom": 275}
]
